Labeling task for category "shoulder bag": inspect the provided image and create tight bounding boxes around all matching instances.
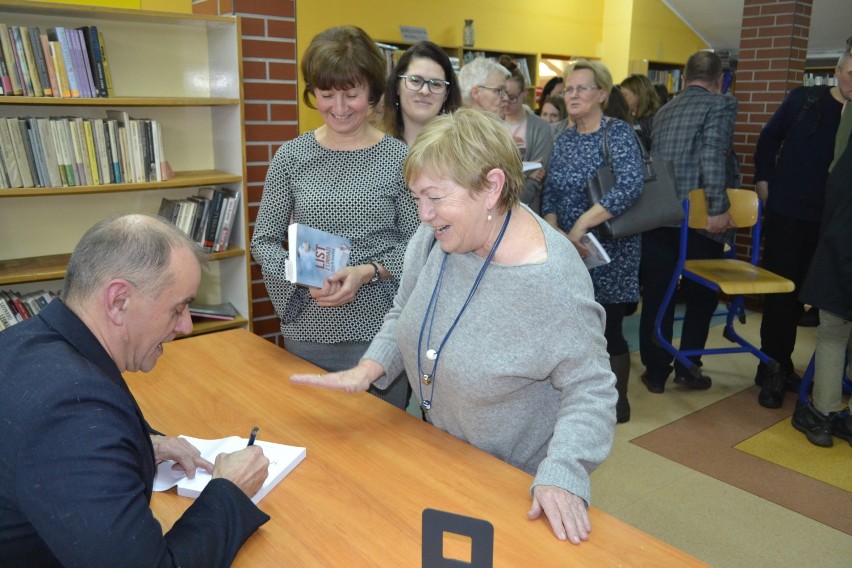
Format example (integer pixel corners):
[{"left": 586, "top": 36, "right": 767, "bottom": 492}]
[{"left": 585, "top": 119, "right": 683, "bottom": 240}]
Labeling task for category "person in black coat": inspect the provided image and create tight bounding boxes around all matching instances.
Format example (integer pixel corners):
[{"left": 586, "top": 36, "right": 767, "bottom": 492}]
[{"left": 793, "top": 132, "right": 852, "bottom": 448}]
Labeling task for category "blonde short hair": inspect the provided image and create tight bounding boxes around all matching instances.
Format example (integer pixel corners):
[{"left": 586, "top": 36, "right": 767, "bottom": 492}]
[
  {"left": 565, "top": 59, "right": 613, "bottom": 107},
  {"left": 404, "top": 108, "right": 523, "bottom": 213}
]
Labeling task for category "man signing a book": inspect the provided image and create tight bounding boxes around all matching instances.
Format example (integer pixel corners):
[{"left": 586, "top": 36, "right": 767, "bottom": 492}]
[{"left": 0, "top": 214, "right": 270, "bottom": 567}]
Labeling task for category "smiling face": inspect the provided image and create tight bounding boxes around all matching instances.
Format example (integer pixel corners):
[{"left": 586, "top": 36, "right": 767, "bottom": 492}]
[
  {"left": 399, "top": 57, "right": 449, "bottom": 130},
  {"left": 409, "top": 172, "right": 500, "bottom": 257},
  {"left": 122, "top": 245, "right": 200, "bottom": 373},
  {"left": 314, "top": 83, "right": 372, "bottom": 137}
]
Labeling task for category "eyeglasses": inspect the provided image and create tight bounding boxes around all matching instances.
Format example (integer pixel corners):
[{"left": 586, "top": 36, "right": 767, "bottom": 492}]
[
  {"left": 563, "top": 85, "right": 600, "bottom": 96},
  {"left": 477, "top": 85, "right": 508, "bottom": 98},
  {"left": 399, "top": 74, "right": 450, "bottom": 95},
  {"left": 505, "top": 92, "right": 524, "bottom": 104}
]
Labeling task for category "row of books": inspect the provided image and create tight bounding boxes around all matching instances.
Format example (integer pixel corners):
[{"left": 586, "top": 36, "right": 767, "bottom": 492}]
[
  {"left": 158, "top": 186, "right": 240, "bottom": 253},
  {"left": 0, "top": 288, "right": 56, "bottom": 330},
  {"left": 648, "top": 68, "right": 682, "bottom": 94},
  {"left": 0, "top": 22, "right": 112, "bottom": 98},
  {"left": 0, "top": 112, "right": 170, "bottom": 189}
]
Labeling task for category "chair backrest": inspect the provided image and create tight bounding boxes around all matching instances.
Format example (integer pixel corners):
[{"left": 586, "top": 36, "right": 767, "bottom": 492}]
[{"left": 687, "top": 189, "right": 759, "bottom": 229}]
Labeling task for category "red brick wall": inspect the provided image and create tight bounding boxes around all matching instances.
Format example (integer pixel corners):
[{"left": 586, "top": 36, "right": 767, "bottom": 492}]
[
  {"left": 733, "top": 0, "right": 812, "bottom": 261},
  {"left": 194, "top": 0, "right": 298, "bottom": 346}
]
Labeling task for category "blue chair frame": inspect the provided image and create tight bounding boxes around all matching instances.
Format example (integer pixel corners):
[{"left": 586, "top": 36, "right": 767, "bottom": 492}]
[{"left": 654, "top": 189, "right": 794, "bottom": 379}]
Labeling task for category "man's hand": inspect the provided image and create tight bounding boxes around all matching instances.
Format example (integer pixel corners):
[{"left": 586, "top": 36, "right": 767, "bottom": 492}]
[
  {"left": 528, "top": 485, "right": 591, "bottom": 544},
  {"left": 212, "top": 446, "right": 270, "bottom": 499},
  {"left": 150, "top": 435, "right": 213, "bottom": 479},
  {"left": 705, "top": 212, "right": 736, "bottom": 233}
]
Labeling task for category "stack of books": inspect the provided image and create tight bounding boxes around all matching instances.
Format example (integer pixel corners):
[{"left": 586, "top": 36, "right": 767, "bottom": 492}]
[
  {"left": 0, "top": 23, "right": 112, "bottom": 98},
  {"left": 158, "top": 186, "right": 240, "bottom": 253},
  {"left": 0, "top": 112, "right": 170, "bottom": 189},
  {"left": 0, "top": 288, "right": 56, "bottom": 330}
]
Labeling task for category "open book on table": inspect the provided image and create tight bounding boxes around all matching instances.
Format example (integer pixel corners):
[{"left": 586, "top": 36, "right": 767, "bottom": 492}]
[
  {"left": 153, "top": 435, "right": 306, "bottom": 505},
  {"left": 285, "top": 223, "right": 351, "bottom": 288}
]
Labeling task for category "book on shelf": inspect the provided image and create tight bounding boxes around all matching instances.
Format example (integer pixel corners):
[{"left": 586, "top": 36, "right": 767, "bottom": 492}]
[
  {"left": 189, "top": 301, "right": 238, "bottom": 320},
  {"left": 580, "top": 232, "right": 611, "bottom": 269},
  {"left": 47, "top": 36, "right": 71, "bottom": 98},
  {"left": 79, "top": 25, "right": 108, "bottom": 97},
  {"left": 37, "top": 31, "right": 59, "bottom": 98},
  {"left": 6, "top": 118, "right": 34, "bottom": 188},
  {"left": 0, "top": 117, "right": 23, "bottom": 187},
  {"left": 0, "top": 23, "right": 23, "bottom": 95},
  {"left": 0, "top": 289, "right": 56, "bottom": 328},
  {"left": 285, "top": 223, "right": 351, "bottom": 288},
  {"left": 47, "top": 28, "right": 79, "bottom": 97},
  {"left": 27, "top": 27, "right": 52, "bottom": 97},
  {"left": 0, "top": 30, "right": 12, "bottom": 95},
  {"left": 152, "top": 434, "right": 306, "bottom": 505},
  {"left": 9, "top": 26, "right": 34, "bottom": 96},
  {"left": 213, "top": 189, "right": 240, "bottom": 253}
]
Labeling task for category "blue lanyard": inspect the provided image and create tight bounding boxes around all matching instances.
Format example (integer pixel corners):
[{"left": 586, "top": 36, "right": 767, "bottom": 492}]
[{"left": 416, "top": 210, "right": 512, "bottom": 411}]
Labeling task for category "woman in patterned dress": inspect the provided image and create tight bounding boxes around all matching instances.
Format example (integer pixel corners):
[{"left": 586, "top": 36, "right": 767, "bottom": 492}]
[
  {"left": 542, "top": 60, "right": 644, "bottom": 423},
  {"left": 250, "top": 26, "right": 419, "bottom": 409}
]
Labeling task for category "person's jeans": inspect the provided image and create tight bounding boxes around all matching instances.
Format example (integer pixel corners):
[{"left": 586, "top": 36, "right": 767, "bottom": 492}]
[
  {"left": 813, "top": 311, "right": 852, "bottom": 415},
  {"left": 639, "top": 227, "right": 724, "bottom": 382}
]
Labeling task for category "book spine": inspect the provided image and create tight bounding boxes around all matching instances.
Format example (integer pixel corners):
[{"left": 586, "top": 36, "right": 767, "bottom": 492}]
[
  {"left": 24, "top": 118, "right": 48, "bottom": 187},
  {"left": 36, "top": 117, "right": 62, "bottom": 187},
  {"left": 10, "top": 27, "right": 34, "bottom": 97},
  {"left": 0, "top": 23, "right": 23, "bottom": 95},
  {"left": 38, "top": 32, "right": 59, "bottom": 98},
  {"left": 215, "top": 191, "right": 240, "bottom": 252},
  {"left": 92, "top": 118, "right": 110, "bottom": 184},
  {"left": 48, "top": 39, "right": 70, "bottom": 98},
  {"left": 54, "top": 28, "right": 80, "bottom": 98},
  {"left": 0, "top": 292, "right": 17, "bottom": 329},
  {"left": 105, "top": 119, "right": 121, "bottom": 183},
  {"left": 0, "top": 37, "right": 12, "bottom": 95},
  {"left": 27, "top": 27, "right": 51, "bottom": 97},
  {"left": 66, "top": 118, "right": 87, "bottom": 185},
  {"left": 97, "top": 29, "right": 113, "bottom": 96},
  {"left": 81, "top": 119, "right": 100, "bottom": 185},
  {"left": 0, "top": 119, "right": 23, "bottom": 188},
  {"left": 18, "top": 26, "right": 43, "bottom": 97},
  {"left": 80, "top": 26, "right": 108, "bottom": 98},
  {"left": 7, "top": 118, "right": 34, "bottom": 187},
  {"left": 204, "top": 189, "right": 225, "bottom": 252},
  {"left": 51, "top": 118, "right": 74, "bottom": 186}
]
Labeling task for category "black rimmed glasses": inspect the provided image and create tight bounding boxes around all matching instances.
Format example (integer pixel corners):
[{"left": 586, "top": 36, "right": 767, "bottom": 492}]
[
  {"left": 477, "top": 85, "right": 508, "bottom": 98},
  {"left": 563, "top": 85, "right": 599, "bottom": 96},
  {"left": 399, "top": 74, "right": 450, "bottom": 95}
]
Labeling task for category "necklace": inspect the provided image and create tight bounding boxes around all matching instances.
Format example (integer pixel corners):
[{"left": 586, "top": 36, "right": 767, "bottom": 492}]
[{"left": 416, "top": 210, "right": 512, "bottom": 412}]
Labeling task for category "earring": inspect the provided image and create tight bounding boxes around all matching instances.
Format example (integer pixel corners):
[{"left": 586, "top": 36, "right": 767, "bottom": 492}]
[{"left": 487, "top": 212, "right": 493, "bottom": 221}]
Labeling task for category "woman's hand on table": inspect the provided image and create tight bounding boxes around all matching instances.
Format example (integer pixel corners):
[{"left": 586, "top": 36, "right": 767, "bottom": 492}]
[
  {"left": 290, "top": 359, "right": 383, "bottom": 394},
  {"left": 528, "top": 485, "right": 591, "bottom": 545}
]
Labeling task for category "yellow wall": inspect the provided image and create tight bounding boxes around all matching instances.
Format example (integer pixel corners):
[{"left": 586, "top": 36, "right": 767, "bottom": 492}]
[
  {"left": 32, "top": 0, "right": 191, "bottom": 13},
  {"left": 296, "top": 0, "right": 706, "bottom": 131},
  {"left": 628, "top": 0, "right": 707, "bottom": 68}
]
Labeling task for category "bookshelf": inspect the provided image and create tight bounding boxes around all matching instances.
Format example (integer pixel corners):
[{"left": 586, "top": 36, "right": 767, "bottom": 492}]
[
  {"left": 804, "top": 56, "right": 838, "bottom": 87},
  {"left": 630, "top": 60, "right": 684, "bottom": 95},
  {"left": 0, "top": 0, "right": 250, "bottom": 337}
]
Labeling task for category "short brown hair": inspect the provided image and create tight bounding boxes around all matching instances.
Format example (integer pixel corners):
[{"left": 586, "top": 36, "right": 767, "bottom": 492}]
[
  {"left": 404, "top": 108, "right": 523, "bottom": 213},
  {"left": 301, "top": 26, "right": 386, "bottom": 109},
  {"left": 684, "top": 51, "right": 723, "bottom": 84}
]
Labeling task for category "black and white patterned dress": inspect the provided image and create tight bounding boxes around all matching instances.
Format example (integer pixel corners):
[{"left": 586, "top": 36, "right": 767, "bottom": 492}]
[{"left": 251, "top": 132, "right": 420, "bottom": 343}]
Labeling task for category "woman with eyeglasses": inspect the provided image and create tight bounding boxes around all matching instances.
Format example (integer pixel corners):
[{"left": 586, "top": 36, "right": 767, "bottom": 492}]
[
  {"left": 457, "top": 56, "right": 510, "bottom": 116},
  {"left": 383, "top": 42, "right": 462, "bottom": 147},
  {"left": 251, "top": 26, "right": 419, "bottom": 410},
  {"left": 502, "top": 63, "right": 553, "bottom": 215},
  {"left": 542, "top": 60, "right": 645, "bottom": 424}
]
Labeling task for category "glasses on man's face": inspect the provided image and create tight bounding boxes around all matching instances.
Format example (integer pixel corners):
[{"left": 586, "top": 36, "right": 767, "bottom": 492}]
[
  {"left": 563, "top": 85, "right": 599, "bottom": 96},
  {"left": 399, "top": 74, "right": 450, "bottom": 95},
  {"left": 477, "top": 85, "right": 508, "bottom": 98}
]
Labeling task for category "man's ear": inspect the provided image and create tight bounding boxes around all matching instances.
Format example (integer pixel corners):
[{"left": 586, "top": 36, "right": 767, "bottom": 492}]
[
  {"left": 484, "top": 168, "right": 506, "bottom": 209},
  {"left": 104, "top": 279, "right": 132, "bottom": 326}
]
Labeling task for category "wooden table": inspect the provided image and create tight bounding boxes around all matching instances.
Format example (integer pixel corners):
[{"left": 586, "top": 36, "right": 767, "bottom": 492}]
[{"left": 125, "top": 329, "right": 708, "bottom": 567}]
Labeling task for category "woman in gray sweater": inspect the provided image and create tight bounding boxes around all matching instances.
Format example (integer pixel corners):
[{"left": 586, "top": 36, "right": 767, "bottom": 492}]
[{"left": 292, "top": 109, "right": 616, "bottom": 545}]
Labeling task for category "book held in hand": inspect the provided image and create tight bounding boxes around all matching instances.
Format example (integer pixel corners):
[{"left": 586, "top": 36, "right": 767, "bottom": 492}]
[
  {"left": 580, "top": 232, "right": 611, "bottom": 269},
  {"left": 285, "top": 223, "right": 351, "bottom": 288},
  {"left": 152, "top": 435, "right": 306, "bottom": 505}
]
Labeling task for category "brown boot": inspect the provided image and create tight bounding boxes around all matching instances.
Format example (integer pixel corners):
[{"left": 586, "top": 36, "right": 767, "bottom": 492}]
[{"left": 611, "top": 353, "right": 631, "bottom": 423}]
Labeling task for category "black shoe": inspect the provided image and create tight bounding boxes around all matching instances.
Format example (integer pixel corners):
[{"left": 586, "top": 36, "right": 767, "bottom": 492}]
[
  {"left": 673, "top": 372, "right": 711, "bottom": 390},
  {"left": 758, "top": 368, "right": 786, "bottom": 408},
  {"left": 831, "top": 410, "right": 852, "bottom": 447},
  {"left": 754, "top": 365, "right": 803, "bottom": 393},
  {"left": 792, "top": 403, "right": 833, "bottom": 447},
  {"left": 641, "top": 373, "right": 665, "bottom": 394}
]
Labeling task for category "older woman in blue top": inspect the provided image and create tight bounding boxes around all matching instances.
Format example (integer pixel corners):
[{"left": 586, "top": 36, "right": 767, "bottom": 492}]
[{"left": 543, "top": 59, "right": 644, "bottom": 423}]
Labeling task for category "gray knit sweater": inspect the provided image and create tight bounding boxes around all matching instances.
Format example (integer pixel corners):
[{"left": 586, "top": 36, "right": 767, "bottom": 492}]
[{"left": 365, "top": 211, "right": 616, "bottom": 504}]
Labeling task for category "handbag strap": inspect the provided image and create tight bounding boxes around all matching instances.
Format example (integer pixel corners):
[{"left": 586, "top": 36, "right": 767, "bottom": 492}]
[{"left": 601, "top": 116, "right": 658, "bottom": 181}]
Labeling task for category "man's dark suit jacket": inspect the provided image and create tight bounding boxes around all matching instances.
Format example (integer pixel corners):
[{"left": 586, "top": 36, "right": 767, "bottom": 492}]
[{"left": 0, "top": 300, "right": 269, "bottom": 567}]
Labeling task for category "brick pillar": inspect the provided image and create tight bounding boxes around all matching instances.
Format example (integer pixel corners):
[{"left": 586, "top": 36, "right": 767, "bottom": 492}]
[
  {"left": 733, "top": 0, "right": 812, "bottom": 262},
  {"left": 195, "top": 0, "right": 298, "bottom": 346}
]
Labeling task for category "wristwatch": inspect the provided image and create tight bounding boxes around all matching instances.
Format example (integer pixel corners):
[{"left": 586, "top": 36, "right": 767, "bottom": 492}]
[{"left": 368, "top": 261, "right": 381, "bottom": 284}]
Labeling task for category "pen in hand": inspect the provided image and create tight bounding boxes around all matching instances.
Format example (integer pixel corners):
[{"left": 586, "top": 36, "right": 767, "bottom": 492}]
[{"left": 247, "top": 426, "right": 259, "bottom": 447}]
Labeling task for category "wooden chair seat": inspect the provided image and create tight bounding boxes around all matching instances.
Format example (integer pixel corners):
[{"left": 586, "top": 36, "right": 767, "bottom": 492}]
[{"left": 685, "top": 259, "right": 796, "bottom": 295}]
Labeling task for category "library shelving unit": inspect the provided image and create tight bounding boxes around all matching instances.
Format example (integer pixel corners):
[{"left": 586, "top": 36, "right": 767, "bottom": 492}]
[
  {"left": 630, "top": 60, "right": 685, "bottom": 95},
  {"left": 0, "top": 0, "right": 250, "bottom": 337},
  {"left": 803, "top": 56, "right": 838, "bottom": 87}
]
